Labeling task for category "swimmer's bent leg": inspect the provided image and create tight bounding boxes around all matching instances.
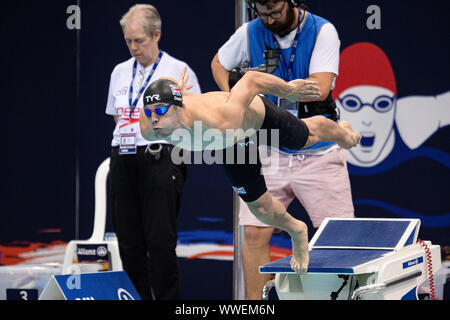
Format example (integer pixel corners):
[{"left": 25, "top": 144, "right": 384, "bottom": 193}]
[
  {"left": 258, "top": 96, "right": 361, "bottom": 150},
  {"left": 222, "top": 140, "right": 309, "bottom": 273},
  {"left": 221, "top": 137, "right": 267, "bottom": 202},
  {"left": 302, "top": 116, "right": 361, "bottom": 150},
  {"left": 259, "top": 96, "right": 310, "bottom": 150},
  {"left": 246, "top": 192, "right": 309, "bottom": 274}
]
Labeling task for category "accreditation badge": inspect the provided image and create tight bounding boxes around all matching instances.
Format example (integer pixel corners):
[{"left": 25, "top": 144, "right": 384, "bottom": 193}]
[{"left": 119, "top": 132, "right": 137, "bottom": 155}]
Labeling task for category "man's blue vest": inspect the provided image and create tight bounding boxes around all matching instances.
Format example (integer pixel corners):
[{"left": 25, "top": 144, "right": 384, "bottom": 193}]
[{"left": 248, "top": 10, "right": 335, "bottom": 152}]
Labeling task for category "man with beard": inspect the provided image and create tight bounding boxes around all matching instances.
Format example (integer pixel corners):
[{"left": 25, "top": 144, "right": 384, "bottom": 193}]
[{"left": 211, "top": 0, "right": 355, "bottom": 299}]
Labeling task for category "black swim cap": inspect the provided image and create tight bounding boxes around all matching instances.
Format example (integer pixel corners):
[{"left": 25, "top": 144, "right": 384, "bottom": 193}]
[{"left": 143, "top": 79, "right": 183, "bottom": 107}]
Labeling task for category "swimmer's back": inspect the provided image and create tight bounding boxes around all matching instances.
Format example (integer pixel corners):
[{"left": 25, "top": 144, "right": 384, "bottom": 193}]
[{"left": 183, "top": 91, "right": 266, "bottom": 132}]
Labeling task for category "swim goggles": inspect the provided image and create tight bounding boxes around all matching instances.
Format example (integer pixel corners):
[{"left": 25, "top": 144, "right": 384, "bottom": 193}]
[{"left": 144, "top": 104, "right": 173, "bottom": 117}]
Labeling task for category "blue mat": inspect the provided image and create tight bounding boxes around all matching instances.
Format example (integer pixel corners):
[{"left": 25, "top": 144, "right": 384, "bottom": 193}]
[{"left": 313, "top": 220, "right": 410, "bottom": 248}]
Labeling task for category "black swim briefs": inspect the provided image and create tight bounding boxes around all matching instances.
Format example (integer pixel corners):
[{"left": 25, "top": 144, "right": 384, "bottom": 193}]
[{"left": 222, "top": 95, "right": 309, "bottom": 202}]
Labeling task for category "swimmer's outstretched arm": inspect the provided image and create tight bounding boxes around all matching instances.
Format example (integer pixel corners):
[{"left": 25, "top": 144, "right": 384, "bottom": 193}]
[
  {"left": 217, "top": 71, "right": 321, "bottom": 129},
  {"left": 227, "top": 71, "right": 321, "bottom": 108}
]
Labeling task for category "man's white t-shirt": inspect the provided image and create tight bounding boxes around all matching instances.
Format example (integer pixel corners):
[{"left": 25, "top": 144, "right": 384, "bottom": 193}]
[{"left": 105, "top": 51, "right": 201, "bottom": 147}]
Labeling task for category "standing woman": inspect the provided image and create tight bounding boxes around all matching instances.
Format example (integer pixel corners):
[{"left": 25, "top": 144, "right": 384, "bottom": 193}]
[{"left": 105, "top": 4, "right": 201, "bottom": 300}]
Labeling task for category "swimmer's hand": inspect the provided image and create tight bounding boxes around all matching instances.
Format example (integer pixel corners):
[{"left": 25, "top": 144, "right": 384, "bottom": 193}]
[
  {"left": 159, "top": 67, "right": 193, "bottom": 96},
  {"left": 177, "top": 67, "right": 193, "bottom": 96},
  {"left": 285, "top": 79, "right": 321, "bottom": 102}
]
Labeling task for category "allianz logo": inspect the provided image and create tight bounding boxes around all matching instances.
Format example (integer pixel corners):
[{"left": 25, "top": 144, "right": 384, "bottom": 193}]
[{"left": 77, "top": 246, "right": 108, "bottom": 257}]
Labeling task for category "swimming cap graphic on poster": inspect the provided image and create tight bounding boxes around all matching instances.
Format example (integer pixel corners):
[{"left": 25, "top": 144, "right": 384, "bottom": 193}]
[{"left": 333, "top": 42, "right": 450, "bottom": 227}]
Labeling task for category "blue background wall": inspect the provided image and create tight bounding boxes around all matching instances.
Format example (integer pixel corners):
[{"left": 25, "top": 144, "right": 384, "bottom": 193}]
[{"left": 1, "top": 0, "right": 449, "bottom": 299}]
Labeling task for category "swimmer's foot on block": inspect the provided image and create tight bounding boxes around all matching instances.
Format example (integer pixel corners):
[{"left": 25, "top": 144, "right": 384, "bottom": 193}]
[{"left": 289, "top": 221, "right": 309, "bottom": 274}]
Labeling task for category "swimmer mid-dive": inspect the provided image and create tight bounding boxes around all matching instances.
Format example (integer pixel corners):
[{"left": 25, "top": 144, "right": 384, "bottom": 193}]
[{"left": 139, "top": 69, "right": 361, "bottom": 274}]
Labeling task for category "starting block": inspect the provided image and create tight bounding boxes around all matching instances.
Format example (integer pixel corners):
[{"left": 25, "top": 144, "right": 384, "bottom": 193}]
[{"left": 260, "top": 218, "right": 441, "bottom": 300}]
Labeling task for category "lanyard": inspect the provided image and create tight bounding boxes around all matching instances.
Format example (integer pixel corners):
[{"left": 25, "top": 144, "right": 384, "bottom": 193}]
[
  {"left": 272, "top": 11, "right": 303, "bottom": 80},
  {"left": 128, "top": 51, "right": 163, "bottom": 118}
]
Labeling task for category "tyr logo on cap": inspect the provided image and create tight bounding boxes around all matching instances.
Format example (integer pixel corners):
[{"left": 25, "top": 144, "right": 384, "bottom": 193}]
[{"left": 145, "top": 94, "right": 160, "bottom": 103}]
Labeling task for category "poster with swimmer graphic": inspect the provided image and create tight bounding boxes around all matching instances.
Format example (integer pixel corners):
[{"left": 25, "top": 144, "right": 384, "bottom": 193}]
[{"left": 333, "top": 42, "right": 450, "bottom": 248}]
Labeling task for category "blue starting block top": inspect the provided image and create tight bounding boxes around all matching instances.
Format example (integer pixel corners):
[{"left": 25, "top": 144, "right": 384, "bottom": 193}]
[
  {"left": 259, "top": 249, "right": 391, "bottom": 274},
  {"left": 260, "top": 218, "right": 421, "bottom": 275},
  {"left": 311, "top": 219, "right": 418, "bottom": 249}
]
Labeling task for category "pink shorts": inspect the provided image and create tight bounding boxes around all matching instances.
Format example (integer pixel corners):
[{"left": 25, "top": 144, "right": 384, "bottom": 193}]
[{"left": 238, "top": 147, "right": 355, "bottom": 228}]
